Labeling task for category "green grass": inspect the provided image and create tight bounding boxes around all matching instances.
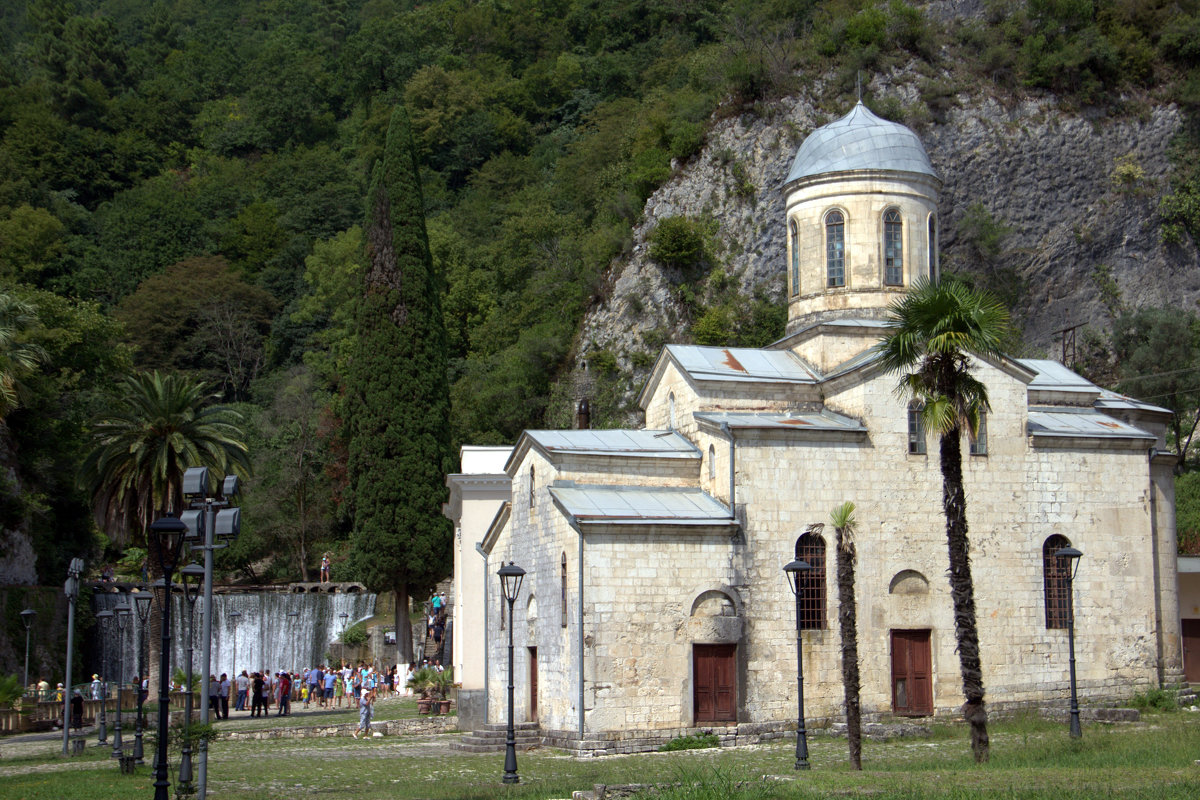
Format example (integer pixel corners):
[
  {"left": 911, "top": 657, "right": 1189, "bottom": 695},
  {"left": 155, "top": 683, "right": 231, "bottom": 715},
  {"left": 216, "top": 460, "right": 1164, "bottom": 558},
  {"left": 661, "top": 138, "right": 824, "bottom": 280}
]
[{"left": 1, "top": 713, "right": 1197, "bottom": 799}]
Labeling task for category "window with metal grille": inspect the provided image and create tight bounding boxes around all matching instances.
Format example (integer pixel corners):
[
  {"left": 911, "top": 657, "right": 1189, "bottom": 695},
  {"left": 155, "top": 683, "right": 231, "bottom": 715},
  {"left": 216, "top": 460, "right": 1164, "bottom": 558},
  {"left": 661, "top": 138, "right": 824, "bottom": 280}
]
[
  {"left": 1043, "top": 535, "right": 1072, "bottom": 629},
  {"left": 884, "top": 209, "right": 903, "bottom": 285},
  {"left": 908, "top": 402, "right": 926, "bottom": 455},
  {"left": 790, "top": 220, "right": 800, "bottom": 296},
  {"left": 826, "top": 210, "right": 845, "bottom": 288},
  {"left": 969, "top": 410, "right": 988, "bottom": 456},
  {"left": 795, "top": 532, "right": 826, "bottom": 629}
]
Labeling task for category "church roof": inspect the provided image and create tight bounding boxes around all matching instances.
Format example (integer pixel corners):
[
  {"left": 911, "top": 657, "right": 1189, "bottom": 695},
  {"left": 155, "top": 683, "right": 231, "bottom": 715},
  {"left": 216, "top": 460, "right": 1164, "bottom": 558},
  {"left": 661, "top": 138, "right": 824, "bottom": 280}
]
[
  {"left": 786, "top": 101, "right": 938, "bottom": 184},
  {"left": 1027, "top": 407, "right": 1155, "bottom": 442},
  {"left": 664, "top": 345, "right": 818, "bottom": 384},
  {"left": 509, "top": 429, "right": 699, "bottom": 472},
  {"left": 694, "top": 410, "right": 866, "bottom": 434},
  {"left": 1095, "top": 388, "right": 1171, "bottom": 416},
  {"left": 1017, "top": 359, "right": 1099, "bottom": 395},
  {"left": 548, "top": 484, "right": 736, "bottom": 528}
]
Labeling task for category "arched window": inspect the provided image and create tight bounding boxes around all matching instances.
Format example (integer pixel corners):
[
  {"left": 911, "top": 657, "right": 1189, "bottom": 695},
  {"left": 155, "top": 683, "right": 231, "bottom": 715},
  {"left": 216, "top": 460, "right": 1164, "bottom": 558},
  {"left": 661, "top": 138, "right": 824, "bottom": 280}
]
[
  {"left": 789, "top": 220, "right": 800, "bottom": 296},
  {"left": 561, "top": 552, "right": 568, "bottom": 628},
  {"left": 969, "top": 409, "right": 988, "bottom": 456},
  {"left": 708, "top": 444, "right": 716, "bottom": 480},
  {"left": 928, "top": 213, "right": 938, "bottom": 281},
  {"left": 907, "top": 402, "right": 926, "bottom": 455},
  {"left": 795, "top": 531, "right": 827, "bottom": 629},
  {"left": 529, "top": 465, "right": 535, "bottom": 511},
  {"left": 884, "top": 209, "right": 903, "bottom": 286},
  {"left": 668, "top": 392, "right": 677, "bottom": 429},
  {"left": 1043, "top": 535, "right": 1072, "bottom": 628},
  {"left": 825, "top": 210, "right": 845, "bottom": 288}
]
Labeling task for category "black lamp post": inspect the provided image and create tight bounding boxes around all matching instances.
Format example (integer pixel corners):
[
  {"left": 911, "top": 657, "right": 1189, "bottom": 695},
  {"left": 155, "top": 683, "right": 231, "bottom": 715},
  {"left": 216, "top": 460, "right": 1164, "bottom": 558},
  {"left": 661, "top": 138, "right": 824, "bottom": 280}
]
[
  {"left": 229, "top": 610, "right": 242, "bottom": 693},
  {"left": 497, "top": 561, "right": 525, "bottom": 785},
  {"left": 1055, "top": 546, "right": 1083, "bottom": 739},
  {"left": 111, "top": 604, "right": 131, "bottom": 759},
  {"left": 62, "top": 558, "right": 84, "bottom": 756},
  {"left": 179, "top": 561, "right": 205, "bottom": 796},
  {"left": 151, "top": 514, "right": 187, "bottom": 800},
  {"left": 339, "top": 612, "right": 349, "bottom": 665},
  {"left": 95, "top": 609, "right": 112, "bottom": 746},
  {"left": 783, "top": 558, "right": 814, "bottom": 771},
  {"left": 20, "top": 607, "right": 36, "bottom": 691},
  {"left": 132, "top": 590, "right": 152, "bottom": 764}
]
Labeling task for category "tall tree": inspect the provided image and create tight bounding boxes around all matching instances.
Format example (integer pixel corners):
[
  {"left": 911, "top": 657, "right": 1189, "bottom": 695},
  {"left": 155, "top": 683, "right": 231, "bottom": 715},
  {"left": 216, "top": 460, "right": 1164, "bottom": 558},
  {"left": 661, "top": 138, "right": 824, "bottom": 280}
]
[
  {"left": 874, "top": 278, "right": 1010, "bottom": 763},
  {"left": 0, "top": 291, "right": 47, "bottom": 420},
  {"left": 345, "top": 106, "right": 452, "bottom": 665},
  {"left": 79, "top": 370, "right": 250, "bottom": 548},
  {"left": 831, "top": 501, "right": 862, "bottom": 770}
]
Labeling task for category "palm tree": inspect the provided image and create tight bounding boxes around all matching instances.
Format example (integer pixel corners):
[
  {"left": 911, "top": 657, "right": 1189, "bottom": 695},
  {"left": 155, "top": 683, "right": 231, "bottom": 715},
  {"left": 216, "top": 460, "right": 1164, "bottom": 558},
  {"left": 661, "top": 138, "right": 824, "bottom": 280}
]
[
  {"left": 874, "top": 278, "right": 1010, "bottom": 764},
  {"left": 831, "top": 501, "right": 862, "bottom": 770},
  {"left": 80, "top": 370, "right": 250, "bottom": 548},
  {"left": 0, "top": 291, "right": 46, "bottom": 420}
]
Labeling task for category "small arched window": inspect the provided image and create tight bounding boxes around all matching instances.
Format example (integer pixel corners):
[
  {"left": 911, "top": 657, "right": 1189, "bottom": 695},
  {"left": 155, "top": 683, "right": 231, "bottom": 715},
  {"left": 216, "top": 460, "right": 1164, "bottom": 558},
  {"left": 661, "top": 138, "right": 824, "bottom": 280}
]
[
  {"left": 561, "top": 552, "right": 568, "bottom": 628},
  {"left": 668, "top": 392, "right": 677, "bottom": 429},
  {"left": 907, "top": 402, "right": 926, "bottom": 455},
  {"left": 789, "top": 220, "right": 800, "bottom": 296},
  {"left": 825, "top": 210, "right": 845, "bottom": 288},
  {"left": 884, "top": 209, "right": 903, "bottom": 286},
  {"left": 969, "top": 409, "right": 988, "bottom": 456},
  {"left": 529, "top": 465, "right": 535, "bottom": 511},
  {"left": 1043, "top": 535, "right": 1072, "bottom": 629},
  {"left": 795, "top": 531, "right": 827, "bottom": 629},
  {"left": 708, "top": 444, "right": 716, "bottom": 480},
  {"left": 928, "top": 213, "right": 938, "bottom": 281}
]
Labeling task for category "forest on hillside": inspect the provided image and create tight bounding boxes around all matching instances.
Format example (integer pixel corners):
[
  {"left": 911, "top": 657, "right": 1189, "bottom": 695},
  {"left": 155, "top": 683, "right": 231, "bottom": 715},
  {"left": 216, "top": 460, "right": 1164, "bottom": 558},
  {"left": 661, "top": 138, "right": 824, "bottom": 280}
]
[{"left": 2, "top": 0, "right": 1200, "bottom": 585}]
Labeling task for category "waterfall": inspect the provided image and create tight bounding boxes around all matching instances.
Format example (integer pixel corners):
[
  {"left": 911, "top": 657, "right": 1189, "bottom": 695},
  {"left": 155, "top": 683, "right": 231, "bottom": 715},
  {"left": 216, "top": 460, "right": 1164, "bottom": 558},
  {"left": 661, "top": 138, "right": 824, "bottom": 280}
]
[{"left": 90, "top": 586, "right": 376, "bottom": 684}]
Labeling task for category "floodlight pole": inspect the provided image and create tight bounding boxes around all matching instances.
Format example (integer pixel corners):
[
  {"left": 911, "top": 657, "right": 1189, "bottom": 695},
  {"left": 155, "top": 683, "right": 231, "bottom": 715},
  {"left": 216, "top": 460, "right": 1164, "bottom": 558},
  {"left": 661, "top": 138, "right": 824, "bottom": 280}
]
[
  {"left": 61, "top": 558, "right": 83, "bottom": 756},
  {"left": 151, "top": 515, "right": 186, "bottom": 800}
]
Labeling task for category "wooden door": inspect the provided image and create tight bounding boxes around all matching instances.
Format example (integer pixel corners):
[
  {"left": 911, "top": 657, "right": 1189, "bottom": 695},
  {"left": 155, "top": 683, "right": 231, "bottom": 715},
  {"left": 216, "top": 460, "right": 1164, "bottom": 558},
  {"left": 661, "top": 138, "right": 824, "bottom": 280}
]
[
  {"left": 1184, "top": 620, "right": 1200, "bottom": 684},
  {"left": 528, "top": 647, "right": 538, "bottom": 721},
  {"left": 693, "top": 643, "right": 737, "bottom": 724},
  {"left": 891, "top": 629, "right": 933, "bottom": 716}
]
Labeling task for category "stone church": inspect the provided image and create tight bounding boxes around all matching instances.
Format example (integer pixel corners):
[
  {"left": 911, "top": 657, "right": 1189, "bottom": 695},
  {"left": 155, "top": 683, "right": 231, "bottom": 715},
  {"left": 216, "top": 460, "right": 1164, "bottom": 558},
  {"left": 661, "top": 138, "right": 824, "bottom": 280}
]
[{"left": 445, "top": 102, "right": 1185, "bottom": 755}]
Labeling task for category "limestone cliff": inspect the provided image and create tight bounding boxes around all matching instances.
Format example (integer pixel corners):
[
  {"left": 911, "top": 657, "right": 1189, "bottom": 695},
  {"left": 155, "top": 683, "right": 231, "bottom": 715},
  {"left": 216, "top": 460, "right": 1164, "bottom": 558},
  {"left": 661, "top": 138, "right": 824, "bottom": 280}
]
[{"left": 579, "top": 88, "right": 1197, "bottom": 389}]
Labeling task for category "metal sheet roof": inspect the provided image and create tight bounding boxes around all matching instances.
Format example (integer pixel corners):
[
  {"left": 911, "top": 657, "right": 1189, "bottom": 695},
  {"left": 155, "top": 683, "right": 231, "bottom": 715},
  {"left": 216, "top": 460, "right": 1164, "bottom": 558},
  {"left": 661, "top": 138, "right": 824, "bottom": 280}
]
[
  {"left": 1017, "top": 359, "right": 1099, "bottom": 393},
  {"left": 787, "top": 102, "right": 937, "bottom": 183},
  {"left": 525, "top": 429, "right": 699, "bottom": 459},
  {"left": 666, "top": 345, "right": 818, "bottom": 384},
  {"left": 694, "top": 410, "right": 865, "bottom": 432},
  {"left": 1095, "top": 388, "right": 1171, "bottom": 416},
  {"left": 550, "top": 485, "right": 733, "bottom": 524},
  {"left": 1027, "top": 408, "right": 1154, "bottom": 441}
]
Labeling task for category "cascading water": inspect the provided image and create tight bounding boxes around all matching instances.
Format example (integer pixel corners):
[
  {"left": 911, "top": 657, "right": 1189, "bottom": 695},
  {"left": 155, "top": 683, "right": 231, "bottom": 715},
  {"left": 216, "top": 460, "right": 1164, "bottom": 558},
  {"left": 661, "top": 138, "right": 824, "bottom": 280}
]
[{"left": 90, "top": 587, "right": 376, "bottom": 684}]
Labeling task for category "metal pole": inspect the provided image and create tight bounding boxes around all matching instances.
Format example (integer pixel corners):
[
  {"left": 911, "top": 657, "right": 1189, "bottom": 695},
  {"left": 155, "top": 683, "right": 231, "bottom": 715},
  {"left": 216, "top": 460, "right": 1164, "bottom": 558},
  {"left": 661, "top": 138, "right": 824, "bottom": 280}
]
[
  {"left": 1067, "top": 572, "right": 1081, "bottom": 739},
  {"left": 21, "top": 609, "right": 35, "bottom": 691},
  {"left": 794, "top": 591, "right": 810, "bottom": 770},
  {"left": 197, "top": 499, "right": 216, "bottom": 800},
  {"left": 111, "top": 610, "right": 127, "bottom": 759},
  {"left": 154, "top": 577, "right": 174, "bottom": 800},
  {"left": 180, "top": 592, "right": 196, "bottom": 796},
  {"left": 134, "top": 602, "right": 148, "bottom": 764},
  {"left": 61, "top": 563, "right": 81, "bottom": 757},
  {"left": 96, "top": 611, "right": 110, "bottom": 746},
  {"left": 503, "top": 595, "right": 518, "bottom": 785}
]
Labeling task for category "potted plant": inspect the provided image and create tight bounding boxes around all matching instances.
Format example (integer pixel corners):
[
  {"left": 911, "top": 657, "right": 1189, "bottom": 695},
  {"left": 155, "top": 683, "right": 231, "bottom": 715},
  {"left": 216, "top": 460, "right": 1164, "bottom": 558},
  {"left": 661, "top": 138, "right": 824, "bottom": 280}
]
[
  {"left": 407, "top": 667, "right": 435, "bottom": 714},
  {"left": 433, "top": 668, "right": 455, "bottom": 715}
]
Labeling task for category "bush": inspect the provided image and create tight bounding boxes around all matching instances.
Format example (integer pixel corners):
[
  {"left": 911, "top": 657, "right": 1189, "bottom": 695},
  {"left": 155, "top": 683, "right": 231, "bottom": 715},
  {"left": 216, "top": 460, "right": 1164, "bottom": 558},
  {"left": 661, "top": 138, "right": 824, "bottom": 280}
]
[
  {"left": 1129, "top": 687, "right": 1178, "bottom": 712},
  {"left": 342, "top": 621, "right": 369, "bottom": 647},
  {"left": 660, "top": 731, "right": 720, "bottom": 751},
  {"left": 648, "top": 216, "right": 707, "bottom": 270}
]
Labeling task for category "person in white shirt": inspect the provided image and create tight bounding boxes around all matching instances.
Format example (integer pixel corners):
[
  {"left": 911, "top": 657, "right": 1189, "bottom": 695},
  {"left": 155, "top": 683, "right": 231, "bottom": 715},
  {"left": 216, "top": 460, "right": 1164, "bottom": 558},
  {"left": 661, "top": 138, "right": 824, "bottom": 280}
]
[{"left": 235, "top": 671, "right": 249, "bottom": 711}]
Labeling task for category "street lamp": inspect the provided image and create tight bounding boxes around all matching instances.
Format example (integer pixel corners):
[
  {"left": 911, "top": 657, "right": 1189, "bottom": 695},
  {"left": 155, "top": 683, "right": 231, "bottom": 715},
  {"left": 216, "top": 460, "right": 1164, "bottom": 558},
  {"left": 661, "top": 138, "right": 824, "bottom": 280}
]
[
  {"left": 20, "top": 608, "right": 36, "bottom": 692},
  {"left": 1055, "top": 546, "right": 1084, "bottom": 739},
  {"left": 110, "top": 604, "right": 131, "bottom": 759},
  {"left": 150, "top": 514, "right": 187, "bottom": 800},
  {"left": 179, "top": 561, "right": 205, "bottom": 796},
  {"left": 498, "top": 561, "right": 525, "bottom": 785},
  {"left": 338, "top": 612, "right": 349, "bottom": 665},
  {"left": 94, "top": 609, "right": 112, "bottom": 746},
  {"left": 286, "top": 611, "right": 301, "bottom": 675},
  {"left": 132, "top": 590, "right": 153, "bottom": 764},
  {"left": 181, "top": 466, "right": 241, "bottom": 800},
  {"left": 784, "top": 558, "right": 814, "bottom": 771},
  {"left": 61, "top": 557, "right": 84, "bottom": 756}
]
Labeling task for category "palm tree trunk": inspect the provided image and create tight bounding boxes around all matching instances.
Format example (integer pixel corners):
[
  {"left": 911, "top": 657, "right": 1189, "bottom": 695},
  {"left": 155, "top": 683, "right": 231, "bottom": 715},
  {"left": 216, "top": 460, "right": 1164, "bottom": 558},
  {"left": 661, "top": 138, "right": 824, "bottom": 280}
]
[
  {"left": 940, "top": 428, "right": 989, "bottom": 762},
  {"left": 836, "top": 528, "right": 862, "bottom": 769}
]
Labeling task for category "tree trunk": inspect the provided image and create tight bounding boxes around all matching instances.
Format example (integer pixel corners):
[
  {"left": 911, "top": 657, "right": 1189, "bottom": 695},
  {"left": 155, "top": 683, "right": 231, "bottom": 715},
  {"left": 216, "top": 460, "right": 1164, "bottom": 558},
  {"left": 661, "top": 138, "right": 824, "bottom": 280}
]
[
  {"left": 394, "top": 583, "right": 412, "bottom": 666},
  {"left": 940, "top": 428, "right": 989, "bottom": 762},
  {"left": 836, "top": 527, "right": 862, "bottom": 769}
]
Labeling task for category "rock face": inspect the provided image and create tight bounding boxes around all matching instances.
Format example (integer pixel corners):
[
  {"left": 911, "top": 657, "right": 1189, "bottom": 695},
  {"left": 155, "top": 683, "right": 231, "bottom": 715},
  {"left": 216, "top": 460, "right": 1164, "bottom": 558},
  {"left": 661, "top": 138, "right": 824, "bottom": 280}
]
[{"left": 580, "top": 89, "right": 1198, "bottom": 396}]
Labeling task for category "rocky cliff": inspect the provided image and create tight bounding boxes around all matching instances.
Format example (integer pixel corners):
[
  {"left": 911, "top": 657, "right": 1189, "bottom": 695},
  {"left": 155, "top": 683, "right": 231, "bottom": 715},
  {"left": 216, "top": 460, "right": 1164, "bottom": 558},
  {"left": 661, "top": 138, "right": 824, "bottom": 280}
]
[{"left": 579, "top": 84, "right": 1198, "bottom": 393}]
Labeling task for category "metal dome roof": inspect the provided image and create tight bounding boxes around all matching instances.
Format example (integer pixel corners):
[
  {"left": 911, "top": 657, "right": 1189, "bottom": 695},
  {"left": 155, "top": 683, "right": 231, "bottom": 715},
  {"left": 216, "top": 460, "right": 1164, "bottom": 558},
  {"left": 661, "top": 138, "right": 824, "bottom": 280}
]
[{"left": 786, "top": 101, "right": 938, "bottom": 183}]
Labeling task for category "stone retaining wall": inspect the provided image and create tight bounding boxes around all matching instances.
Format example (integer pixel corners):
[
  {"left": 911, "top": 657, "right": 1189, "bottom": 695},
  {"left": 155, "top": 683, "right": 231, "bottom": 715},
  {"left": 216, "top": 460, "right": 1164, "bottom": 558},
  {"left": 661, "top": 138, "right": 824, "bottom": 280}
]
[{"left": 218, "top": 716, "right": 457, "bottom": 741}]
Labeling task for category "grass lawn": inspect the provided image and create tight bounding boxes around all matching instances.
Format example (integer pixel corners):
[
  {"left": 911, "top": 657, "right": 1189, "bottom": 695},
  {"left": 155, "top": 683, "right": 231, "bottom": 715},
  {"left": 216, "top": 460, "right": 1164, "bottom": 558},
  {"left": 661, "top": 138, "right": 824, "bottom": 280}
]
[{"left": 0, "top": 709, "right": 1196, "bottom": 799}]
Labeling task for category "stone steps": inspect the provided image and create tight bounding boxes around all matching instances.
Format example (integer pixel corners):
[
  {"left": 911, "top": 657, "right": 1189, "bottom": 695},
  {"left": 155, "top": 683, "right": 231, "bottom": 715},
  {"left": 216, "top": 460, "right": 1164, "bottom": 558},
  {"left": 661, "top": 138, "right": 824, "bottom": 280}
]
[{"left": 454, "top": 722, "right": 541, "bottom": 752}]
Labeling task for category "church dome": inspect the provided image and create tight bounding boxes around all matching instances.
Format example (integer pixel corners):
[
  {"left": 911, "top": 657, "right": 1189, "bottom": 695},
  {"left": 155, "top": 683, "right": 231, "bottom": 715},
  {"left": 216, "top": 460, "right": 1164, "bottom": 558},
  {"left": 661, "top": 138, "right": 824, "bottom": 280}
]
[{"left": 785, "top": 101, "right": 938, "bottom": 184}]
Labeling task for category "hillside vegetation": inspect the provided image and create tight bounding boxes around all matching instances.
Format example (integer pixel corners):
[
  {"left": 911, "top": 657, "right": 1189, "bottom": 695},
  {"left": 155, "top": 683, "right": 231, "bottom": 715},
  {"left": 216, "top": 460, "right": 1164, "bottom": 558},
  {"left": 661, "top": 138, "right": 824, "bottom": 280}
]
[{"left": 2, "top": 0, "right": 1200, "bottom": 582}]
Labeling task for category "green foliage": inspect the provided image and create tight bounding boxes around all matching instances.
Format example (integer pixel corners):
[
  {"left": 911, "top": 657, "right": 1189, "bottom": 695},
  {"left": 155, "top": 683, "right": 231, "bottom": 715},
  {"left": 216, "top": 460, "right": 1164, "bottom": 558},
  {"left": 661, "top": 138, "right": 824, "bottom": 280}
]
[
  {"left": 341, "top": 621, "right": 369, "bottom": 647},
  {"left": 0, "top": 673, "right": 22, "bottom": 707},
  {"left": 660, "top": 731, "right": 721, "bottom": 751},
  {"left": 649, "top": 216, "right": 709, "bottom": 270},
  {"left": 1175, "top": 471, "right": 1200, "bottom": 554},
  {"left": 1128, "top": 687, "right": 1178, "bottom": 713},
  {"left": 1091, "top": 263, "right": 1123, "bottom": 318}
]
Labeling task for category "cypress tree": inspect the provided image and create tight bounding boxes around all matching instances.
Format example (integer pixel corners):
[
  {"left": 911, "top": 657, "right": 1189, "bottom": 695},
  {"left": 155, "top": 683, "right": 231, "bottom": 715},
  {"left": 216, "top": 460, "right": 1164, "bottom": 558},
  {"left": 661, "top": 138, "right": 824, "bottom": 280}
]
[{"left": 345, "top": 106, "right": 452, "bottom": 664}]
